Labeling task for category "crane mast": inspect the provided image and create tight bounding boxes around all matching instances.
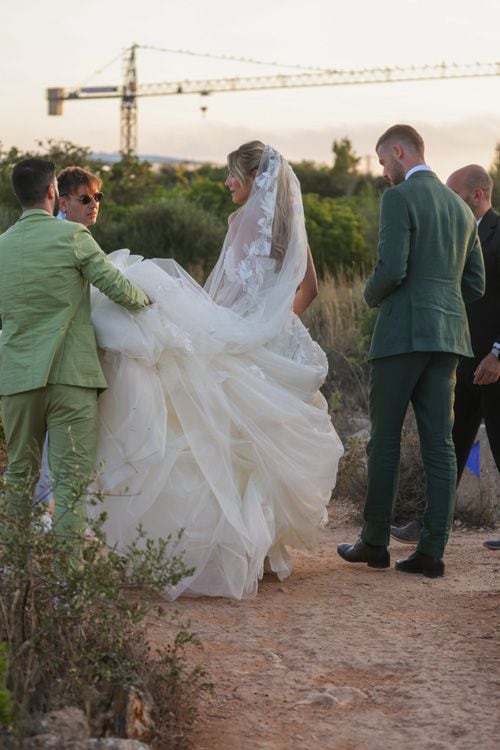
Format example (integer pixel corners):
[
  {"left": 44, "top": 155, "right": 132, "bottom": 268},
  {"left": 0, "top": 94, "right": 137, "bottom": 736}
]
[
  {"left": 120, "top": 45, "right": 138, "bottom": 154},
  {"left": 46, "top": 47, "right": 500, "bottom": 156}
]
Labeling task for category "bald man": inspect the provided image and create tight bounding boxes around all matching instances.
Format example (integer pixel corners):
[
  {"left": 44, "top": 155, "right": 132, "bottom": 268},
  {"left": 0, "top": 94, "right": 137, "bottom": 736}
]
[{"left": 391, "top": 164, "right": 500, "bottom": 549}]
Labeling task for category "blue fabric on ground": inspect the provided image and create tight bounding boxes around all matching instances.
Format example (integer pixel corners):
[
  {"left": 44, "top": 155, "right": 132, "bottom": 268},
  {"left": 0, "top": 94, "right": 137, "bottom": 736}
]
[{"left": 465, "top": 441, "right": 480, "bottom": 478}]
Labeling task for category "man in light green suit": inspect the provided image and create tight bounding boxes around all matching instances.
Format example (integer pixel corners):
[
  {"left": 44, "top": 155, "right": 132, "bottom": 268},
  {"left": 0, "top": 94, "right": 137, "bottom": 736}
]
[
  {"left": 338, "top": 125, "right": 485, "bottom": 577},
  {"left": 0, "top": 158, "right": 150, "bottom": 550}
]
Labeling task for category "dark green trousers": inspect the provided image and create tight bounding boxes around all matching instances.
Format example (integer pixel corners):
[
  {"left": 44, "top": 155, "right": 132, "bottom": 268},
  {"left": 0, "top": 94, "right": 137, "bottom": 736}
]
[
  {"left": 2, "top": 384, "right": 98, "bottom": 548},
  {"left": 362, "top": 352, "right": 458, "bottom": 559}
]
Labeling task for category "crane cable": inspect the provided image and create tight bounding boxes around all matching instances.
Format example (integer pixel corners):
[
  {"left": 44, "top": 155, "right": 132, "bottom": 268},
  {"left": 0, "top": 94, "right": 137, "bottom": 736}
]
[{"left": 136, "top": 43, "right": 330, "bottom": 73}]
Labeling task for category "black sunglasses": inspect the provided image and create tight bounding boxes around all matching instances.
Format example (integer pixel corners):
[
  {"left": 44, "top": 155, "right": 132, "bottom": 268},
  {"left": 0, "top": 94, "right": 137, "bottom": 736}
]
[{"left": 61, "top": 191, "right": 103, "bottom": 205}]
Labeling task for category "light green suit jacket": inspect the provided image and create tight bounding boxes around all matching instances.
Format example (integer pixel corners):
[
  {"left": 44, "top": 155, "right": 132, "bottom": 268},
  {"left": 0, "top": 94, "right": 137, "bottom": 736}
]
[
  {"left": 0, "top": 209, "right": 149, "bottom": 395},
  {"left": 365, "top": 171, "right": 485, "bottom": 360}
]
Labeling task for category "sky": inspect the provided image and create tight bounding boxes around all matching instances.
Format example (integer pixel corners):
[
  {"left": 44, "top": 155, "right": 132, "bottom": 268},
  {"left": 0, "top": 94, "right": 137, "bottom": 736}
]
[{"left": 2, "top": 0, "right": 500, "bottom": 179}]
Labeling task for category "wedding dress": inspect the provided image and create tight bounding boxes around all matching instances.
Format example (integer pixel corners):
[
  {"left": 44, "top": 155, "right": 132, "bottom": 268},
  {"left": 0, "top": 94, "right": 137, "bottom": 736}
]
[{"left": 89, "top": 146, "right": 343, "bottom": 599}]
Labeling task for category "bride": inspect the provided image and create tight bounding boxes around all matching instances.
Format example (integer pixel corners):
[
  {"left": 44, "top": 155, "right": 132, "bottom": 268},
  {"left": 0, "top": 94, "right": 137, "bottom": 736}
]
[{"left": 90, "top": 141, "right": 343, "bottom": 599}]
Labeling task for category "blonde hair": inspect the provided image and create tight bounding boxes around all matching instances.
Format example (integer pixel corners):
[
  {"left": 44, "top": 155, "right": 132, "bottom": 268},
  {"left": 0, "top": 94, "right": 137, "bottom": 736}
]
[
  {"left": 227, "top": 140, "right": 264, "bottom": 186},
  {"left": 227, "top": 140, "right": 291, "bottom": 266}
]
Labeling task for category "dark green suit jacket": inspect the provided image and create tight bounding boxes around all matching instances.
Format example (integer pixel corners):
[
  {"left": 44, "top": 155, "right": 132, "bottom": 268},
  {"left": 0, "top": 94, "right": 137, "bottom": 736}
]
[
  {"left": 365, "top": 170, "right": 485, "bottom": 360},
  {"left": 0, "top": 210, "right": 149, "bottom": 395}
]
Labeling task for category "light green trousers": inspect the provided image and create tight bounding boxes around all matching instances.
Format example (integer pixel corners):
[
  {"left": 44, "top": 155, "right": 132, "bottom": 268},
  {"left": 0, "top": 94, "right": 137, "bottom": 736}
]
[{"left": 2, "top": 384, "right": 98, "bottom": 547}]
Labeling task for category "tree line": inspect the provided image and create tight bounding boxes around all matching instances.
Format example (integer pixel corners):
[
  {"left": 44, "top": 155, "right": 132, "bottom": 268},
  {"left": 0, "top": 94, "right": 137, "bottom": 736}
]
[{"left": 1, "top": 138, "right": 499, "bottom": 279}]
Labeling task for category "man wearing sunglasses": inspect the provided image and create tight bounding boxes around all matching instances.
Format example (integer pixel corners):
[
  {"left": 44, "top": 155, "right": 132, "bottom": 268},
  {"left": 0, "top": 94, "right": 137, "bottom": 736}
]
[
  {"left": 34, "top": 166, "right": 106, "bottom": 516},
  {"left": 57, "top": 166, "right": 103, "bottom": 228}
]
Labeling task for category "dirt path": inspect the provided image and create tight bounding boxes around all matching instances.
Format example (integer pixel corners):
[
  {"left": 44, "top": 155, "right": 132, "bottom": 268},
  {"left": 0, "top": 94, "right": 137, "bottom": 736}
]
[{"left": 150, "top": 519, "right": 500, "bottom": 750}]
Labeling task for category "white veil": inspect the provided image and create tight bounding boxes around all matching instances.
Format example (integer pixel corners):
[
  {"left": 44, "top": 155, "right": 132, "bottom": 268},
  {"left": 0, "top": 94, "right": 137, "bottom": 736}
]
[
  {"left": 206, "top": 145, "right": 306, "bottom": 311},
  {"left": 152, "top": 145, "right": 309, "bottom": 353}
]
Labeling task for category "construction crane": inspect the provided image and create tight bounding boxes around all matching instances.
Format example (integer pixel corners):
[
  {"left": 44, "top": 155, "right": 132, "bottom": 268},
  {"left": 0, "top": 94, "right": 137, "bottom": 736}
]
[{"left": 47, "top": 45, "right": 500, "bottom": 155}]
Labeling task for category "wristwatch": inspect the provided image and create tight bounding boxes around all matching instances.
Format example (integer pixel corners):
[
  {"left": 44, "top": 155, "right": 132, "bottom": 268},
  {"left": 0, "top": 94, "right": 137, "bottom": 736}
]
[{"left": 491, "top": 343, "right": 500, "bottom": 359}]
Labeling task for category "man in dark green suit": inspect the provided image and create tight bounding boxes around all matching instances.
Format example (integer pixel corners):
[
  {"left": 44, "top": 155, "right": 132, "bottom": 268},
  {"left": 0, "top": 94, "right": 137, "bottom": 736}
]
[
  {"left": 0, "top": 158, "right": 150, "bottom": 552},
  {"left": 338, "top": 125, "right": 485, "bottom": 577}
]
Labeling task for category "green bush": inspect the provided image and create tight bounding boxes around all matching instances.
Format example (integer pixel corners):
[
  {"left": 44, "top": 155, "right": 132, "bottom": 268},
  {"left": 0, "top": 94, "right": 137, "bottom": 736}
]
[
  {"left": 303, "top": 193, "right": 369, "bottom": 275},
  {"left": 291, "top": 160, "right": 337, "bottom": 197},
  {"left": 0, "top": 206, "right": 19, "bottom": 234},
  {"left": 93, "top": 197, "right": 227, "bottom": 276},
  {"left": 337, "top": 183, "right": 381, "bottom": 262},
  {"left": 104, "top": 154, "right": 165, "bottom": 206},
  {"left": 0, "top": 644, "right": 12, "bottom": 728},
  {"left": 0, "top": 140, "right": 105, "bottom": 216},
  {"left": 175, "top": 174, "right": 234, "bottom": 219}
]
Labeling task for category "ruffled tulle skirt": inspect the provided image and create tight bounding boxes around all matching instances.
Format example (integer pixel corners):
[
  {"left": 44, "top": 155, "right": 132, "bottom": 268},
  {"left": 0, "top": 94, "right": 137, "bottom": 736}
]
[{"left": 89, "top": 251, "right": 343, "bottom": 599}]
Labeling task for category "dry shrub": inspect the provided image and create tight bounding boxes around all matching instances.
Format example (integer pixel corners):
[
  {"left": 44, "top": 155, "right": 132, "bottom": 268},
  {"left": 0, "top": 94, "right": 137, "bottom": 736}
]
[
  {"left": 331, "top": 435, "right": 367, "bottom": 524},
  {"left": 0, "top": 489, "right": 211, "bottom": 749},
  {"left": 454, "top": 503, "right": 496, "bottom": 529},
  {"left": 304, "top": 271, "right": 371, "bottom": 435},
  {"left": 332, "top": 411, "right": 427, "bottom": 524},
  {"left": 395, "top": 418, "right": 427, "bottom": 522},
  {"left": 145, "top": 627, "right": 211, "bottom": 749},
  {"left": 305, "top": 270, "right": 367, "bottom": 357}
]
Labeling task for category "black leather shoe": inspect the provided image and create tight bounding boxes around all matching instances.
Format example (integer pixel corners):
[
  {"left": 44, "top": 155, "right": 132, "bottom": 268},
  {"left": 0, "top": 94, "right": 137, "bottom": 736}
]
[
  {"left": 390, "top": 519, "right": 422, "bottom": 544},
  {"left": 483, "top": 539, "right": 500, "bottom": 550},
  {"left": 395, "top": 551, "right": 444, "bottom": 578},
  {"left": 337, "top": 539, "right": 390, "bottom": 569}
]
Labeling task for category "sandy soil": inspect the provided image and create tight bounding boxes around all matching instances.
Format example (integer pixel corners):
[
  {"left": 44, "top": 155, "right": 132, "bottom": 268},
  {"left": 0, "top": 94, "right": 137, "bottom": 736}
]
[{"left": 149, "top": 511, "right": 500, "bottom": 750}]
